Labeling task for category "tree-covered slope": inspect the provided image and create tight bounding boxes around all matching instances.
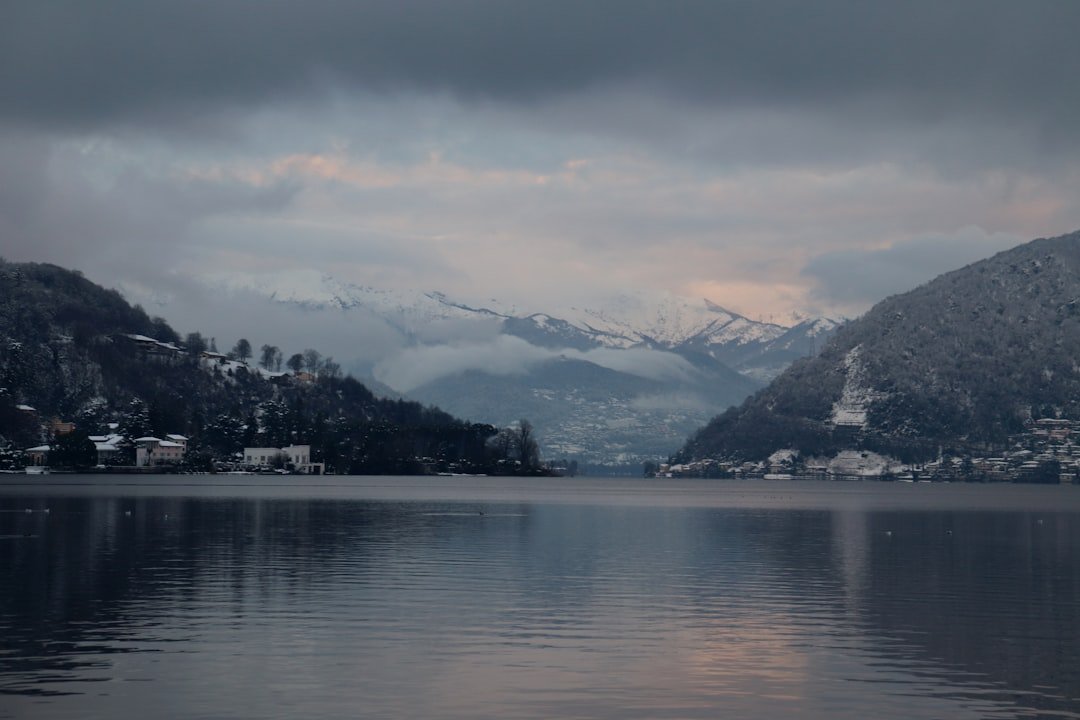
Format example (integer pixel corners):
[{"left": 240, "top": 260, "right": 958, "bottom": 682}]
[
  {"left": 680, "top": 231, "right": 1080, "bottom": 462},
  {"left": 0, "top": 260, "right": 532, "bottom": 474},
  {"left": 408, "top": 348, "right": 761, "bottom": 468}
]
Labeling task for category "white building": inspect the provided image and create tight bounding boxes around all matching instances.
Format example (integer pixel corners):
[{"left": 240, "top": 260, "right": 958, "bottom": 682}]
[
  {"left": 89, "top": 433, "right": 123, "bottom": 466},
  {"left": 243, "top": 444, "right": 321, "bottom": 474},
  {"left": 165, "top": 434, "right": 188, "bottom": 451},
  {"left": 135, "top": 436, "right": 185, "bottom": 466}
]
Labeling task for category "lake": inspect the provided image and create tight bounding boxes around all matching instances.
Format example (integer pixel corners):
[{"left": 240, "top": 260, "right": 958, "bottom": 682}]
[{"left": 1, "top": 476, "right": 1079, "bottom": 719}]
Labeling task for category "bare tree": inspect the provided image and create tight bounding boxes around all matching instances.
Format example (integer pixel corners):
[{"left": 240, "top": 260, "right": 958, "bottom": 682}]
[
  {"left": 286, "top": 353, "right": 304, "bottom": 374},
  {"left": 232, "top": 338, "right": 252, "bottom": 363},
  {"left": 259, "top": 344, "right": 280, "bottom": 371},
  {"left": 515, "top": 419, "right": 539, "bottom": 471},
  {"left": 303, "top": 348, "right": 323, "bottom": 374},
  {"left": 489, "top": 427, "right": 516, "bottom": 465},
  {"left": 321, "top": 356, "right": 341, "bottom": 379}
]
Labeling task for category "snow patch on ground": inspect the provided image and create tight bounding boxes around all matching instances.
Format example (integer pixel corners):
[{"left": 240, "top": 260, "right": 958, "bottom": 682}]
[
  {"left": 830, "top": 345, "right": 887, "bottom": 428},
  {"left": 827, "top": 450, "right": 902, "bottom": 477},
  {"left": 768, "top": 448, "right": 799, "bottom": 465}
]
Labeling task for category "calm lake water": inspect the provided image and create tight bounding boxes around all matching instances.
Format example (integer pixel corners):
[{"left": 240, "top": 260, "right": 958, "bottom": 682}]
[{"left": 1, "top": 476, "right": 1079, "bottom": 719}]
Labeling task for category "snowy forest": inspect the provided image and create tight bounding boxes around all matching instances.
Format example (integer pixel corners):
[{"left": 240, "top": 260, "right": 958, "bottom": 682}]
[
  {"left": 679, "top": 232, "right": 1080, "bottom": 464},
  {"left": 0, "top": 260, "right": 555, "bottom": 475}
]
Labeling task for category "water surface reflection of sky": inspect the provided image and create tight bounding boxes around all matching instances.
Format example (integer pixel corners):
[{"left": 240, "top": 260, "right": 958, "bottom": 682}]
[{"left": 1, "top": 477, "right": 1078, "bottom": 719}]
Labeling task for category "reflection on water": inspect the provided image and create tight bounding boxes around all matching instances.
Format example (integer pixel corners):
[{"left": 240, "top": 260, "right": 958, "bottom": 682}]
[{"left": 1, "top": 478, "right": 1079, "bottom": 719}]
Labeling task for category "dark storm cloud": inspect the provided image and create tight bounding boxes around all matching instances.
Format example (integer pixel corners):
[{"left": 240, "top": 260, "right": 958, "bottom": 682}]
[
  {"left": 0, "top": 132, "right": 296, "bottom": 277},
  {"left": 3, "top": 1, "right": 1079, "bottom": 135}
]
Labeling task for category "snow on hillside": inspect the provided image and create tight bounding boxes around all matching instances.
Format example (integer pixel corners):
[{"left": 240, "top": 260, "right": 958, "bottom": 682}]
[
  {"left": 196, "top": 270, "right": 835, "bottom": 357},
  {"left": 554, "top": 292, "right": 789, "bottom": 349},
  {"left": 830, "top": 345, "right": 888, "bottom": 428},
  {"left": 803, "top": 317, "right": 842, "bottom": 337},
  {"left": 697, "top": 313, "right": 787, "bottom": 347},
  {"left": 200, "top": 269, "right": 514, "bottom": 330}
]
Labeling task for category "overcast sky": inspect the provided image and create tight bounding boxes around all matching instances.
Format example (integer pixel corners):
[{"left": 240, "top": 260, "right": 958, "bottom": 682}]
[{"left": 3, "top": 0, "right": 1080, "bottom": 325}]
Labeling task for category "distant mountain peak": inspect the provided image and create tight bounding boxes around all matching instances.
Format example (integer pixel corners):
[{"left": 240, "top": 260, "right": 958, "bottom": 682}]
[{"left": 193, "top": 270, "right": 838, "bottom": 383}]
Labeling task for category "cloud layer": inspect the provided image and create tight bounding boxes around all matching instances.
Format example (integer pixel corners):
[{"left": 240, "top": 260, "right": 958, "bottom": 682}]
[
  {"left": 6, "top": 2, "right": 1080, "bottom": 136},
  {"left": 2, "top": 1, "right": 1080, "bottom": 342},
  {"left": 373, "top": 335, "right": 698, "bottom": 393}
]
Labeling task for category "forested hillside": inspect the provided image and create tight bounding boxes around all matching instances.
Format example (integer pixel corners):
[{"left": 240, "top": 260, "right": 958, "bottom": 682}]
[
  {"left": 679, "top": 231, "right": 1080, "bottom": 463},
  {"left": 0, "top": 261, "right": 541, "bottom": 474}
]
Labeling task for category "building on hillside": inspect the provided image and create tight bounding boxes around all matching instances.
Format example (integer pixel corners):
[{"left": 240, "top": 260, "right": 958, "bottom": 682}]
[
  {"left": 89, "top": 434, "right": 124, "bottom": 466},
  {"left": 119, "top": 334, "right": 184, "bottom": 364},
  {"left": 243, "top": 444, "right": 323, "bottom": 474},
  {"left": 26, "top": 445, "right": 50, "bottom": 467},
  {"left": 165, "top": 434, "right": 188, "bottom": 450},
  {"left": 134, "top": 436, "right": 185, "bottom": 466},
  {"left": 50, "top": 418, "right": 75, "bottom": 436}
]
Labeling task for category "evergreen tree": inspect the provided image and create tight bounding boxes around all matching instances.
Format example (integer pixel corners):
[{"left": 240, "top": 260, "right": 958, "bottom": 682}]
[
  {"left": 118, "top": 398, "right": 152, "bottom": 440},
  {"left": 186, "top": 332, "right": 208, "bottom": 355},
  {"left": 52, "top": 427, "right": 96, "bottom": 469}
]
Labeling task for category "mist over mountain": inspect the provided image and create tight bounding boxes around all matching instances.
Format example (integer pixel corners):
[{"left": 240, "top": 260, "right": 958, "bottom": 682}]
[
  {"left": 408, "top": 349, "right": 760, "bottom": 467},
  {"left": 679, "top": 231, "right": 1080, "bottom": 464},
  {"left": 170, "top": 272, "right": 838, "bottom": 467}
]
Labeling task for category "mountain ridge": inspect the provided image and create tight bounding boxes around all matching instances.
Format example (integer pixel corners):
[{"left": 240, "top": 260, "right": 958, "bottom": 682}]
[
  {"left": 179, "top": 274, "right": 841, "bottom": 467},
  {"left": 195, "top": 270, "right": 839, "bottom": 381},
  {"left": 679, "top": 230, "right": 1080, "bottom": 465}
]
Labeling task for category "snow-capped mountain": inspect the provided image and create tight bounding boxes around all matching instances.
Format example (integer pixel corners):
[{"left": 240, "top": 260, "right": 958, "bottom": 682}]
[
  {"left": 200, "top": 271, "right": 838, "bottom": 373},
  {"left": 188, "top": 271, "right": 840, "bottom": 467},
  {"left": 199, "top": 269, "right": 516, "bottom": 332},
  {"left": 507, "top": 294, "right": 840, "bottom": 382},
  {"left": 556, "top": 295, "right": 786, "bottom": 349}
]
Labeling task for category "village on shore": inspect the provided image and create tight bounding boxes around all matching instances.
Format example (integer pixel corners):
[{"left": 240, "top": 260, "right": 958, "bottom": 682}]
[
  {"left": 7, "top": 334, "right": 1079, "bottom": 483},
  {"left": 12, "top": 334, "right": 326, "bottom": 476},
  {"left": 657, "top": 418, "right": 1080, "bottom": 484}
]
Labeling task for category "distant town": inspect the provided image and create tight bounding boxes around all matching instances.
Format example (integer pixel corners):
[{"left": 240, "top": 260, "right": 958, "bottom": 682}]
[{"left": 655, "top": 417, "right": 1080, "bottom": 484}]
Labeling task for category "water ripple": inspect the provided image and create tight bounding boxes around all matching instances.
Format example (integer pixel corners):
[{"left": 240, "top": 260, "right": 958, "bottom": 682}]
[{"left": 1, "top": 483, "right": 1079, "bottom": 719}]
